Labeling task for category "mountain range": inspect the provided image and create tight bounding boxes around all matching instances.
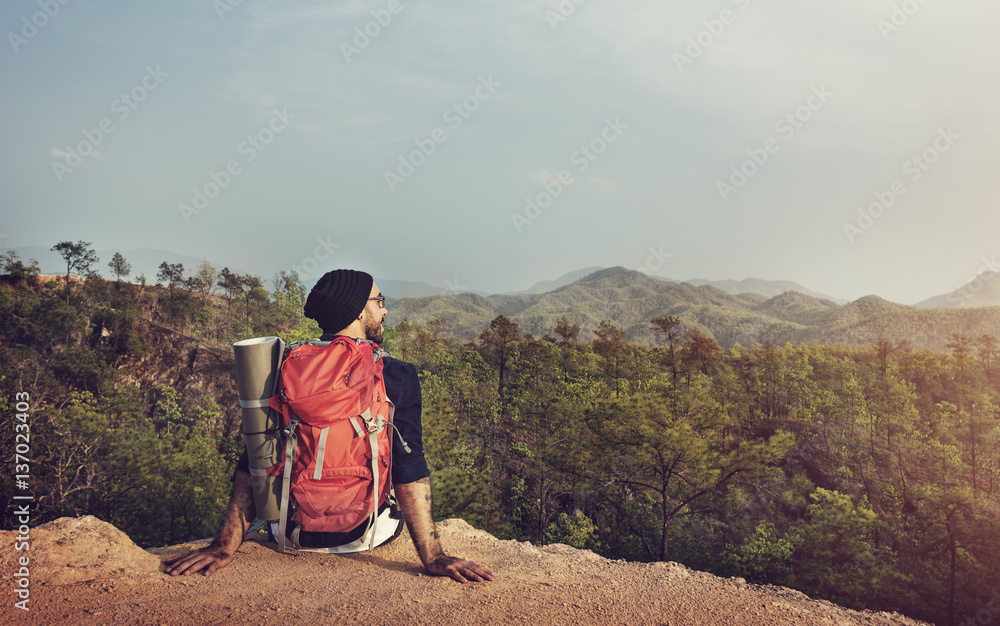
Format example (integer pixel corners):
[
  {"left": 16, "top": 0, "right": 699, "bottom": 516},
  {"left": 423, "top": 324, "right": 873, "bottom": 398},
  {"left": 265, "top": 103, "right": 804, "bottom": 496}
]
[
  {"left": 389, "top": 267, "right": 1000, "bottom": 352},
  {"left": 6, "top": 245, "right": 1000, "bottom": 316},
  {"left": 915, "top": 271, "right": 1000, "bottom": 309},
  {"left": 680, "top": 277, "right": 845, "bottom": 303}
]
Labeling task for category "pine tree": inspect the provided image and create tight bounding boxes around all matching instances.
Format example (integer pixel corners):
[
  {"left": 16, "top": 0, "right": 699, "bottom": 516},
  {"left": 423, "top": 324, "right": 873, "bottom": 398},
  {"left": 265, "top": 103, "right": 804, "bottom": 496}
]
[
  {"left": 108, "top": 252, "right": 131, "bottom": 284},
  {"left": 51, "top": 240, "right": 99, "bottom": 303}
]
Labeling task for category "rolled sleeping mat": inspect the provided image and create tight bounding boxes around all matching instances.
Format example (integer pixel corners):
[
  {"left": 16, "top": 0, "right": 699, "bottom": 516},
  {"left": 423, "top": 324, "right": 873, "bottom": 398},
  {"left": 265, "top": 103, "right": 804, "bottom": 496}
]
[{"left": 233, "top": 336, "right": 285, "bottom": 522}]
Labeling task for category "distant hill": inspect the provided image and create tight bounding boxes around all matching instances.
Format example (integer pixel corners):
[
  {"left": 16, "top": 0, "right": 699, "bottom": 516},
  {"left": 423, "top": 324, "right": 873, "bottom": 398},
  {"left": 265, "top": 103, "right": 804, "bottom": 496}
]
[
  {"left": 680, "top": 277, "right": 846, "bottom": 304},
  {"left": 916, "top": 271, "right": 1000, "bottom": 309},
  {"left": 514, "top": 266, "right": 608, "bottom": 294},
  {"left": 391, "top": 266, "right": 1000, "bottom": 351},
  {"left": 379, "top": 279, "right": 450, "bottom": 298},
  {"left": 515, "top": 268, "right": 844, "bottom": 302},
  {"left": 751, "top": 291, "right": 839, "bottom": 325}
]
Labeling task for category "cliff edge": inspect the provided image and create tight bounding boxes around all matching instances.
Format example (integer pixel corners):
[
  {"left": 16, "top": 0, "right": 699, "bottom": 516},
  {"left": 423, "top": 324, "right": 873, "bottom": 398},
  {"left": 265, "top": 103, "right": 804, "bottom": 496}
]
[{"left": 1, "top": 516, "right": 927, "bottom": 625}]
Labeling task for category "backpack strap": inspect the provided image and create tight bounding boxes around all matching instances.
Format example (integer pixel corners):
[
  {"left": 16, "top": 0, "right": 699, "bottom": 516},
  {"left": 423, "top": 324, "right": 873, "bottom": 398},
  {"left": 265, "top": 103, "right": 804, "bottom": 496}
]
[
  {"left": 358, "top": 405, "right": 388, "bottom": 551},
  {"left": 348, "top": 417, "right": 364, "bottom": 437},
  {"left": 367, "top": 429, "right": 380, "bottom": 551},
  {"left": 312, "top": 427, "right": 331, "bottom": 480},
  {"left": 276, "top": 415, "right": 301, "bottom": 553}
]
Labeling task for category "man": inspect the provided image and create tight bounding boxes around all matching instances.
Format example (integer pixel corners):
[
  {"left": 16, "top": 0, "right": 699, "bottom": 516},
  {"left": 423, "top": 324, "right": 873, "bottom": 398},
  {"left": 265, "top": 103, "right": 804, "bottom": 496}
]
[{"left": 165, "top": 269, "right": 493, "bottom": 584}]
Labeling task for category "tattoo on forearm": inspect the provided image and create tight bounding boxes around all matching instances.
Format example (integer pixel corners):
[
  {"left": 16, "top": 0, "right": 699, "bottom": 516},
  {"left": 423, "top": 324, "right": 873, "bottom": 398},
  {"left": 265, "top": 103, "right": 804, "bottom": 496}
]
[
  {"left": 397, "top": 476, "right": 444, "bottom": 565},
  {"left": 418, "top": 476, "right": 432, "bottom": 502}
]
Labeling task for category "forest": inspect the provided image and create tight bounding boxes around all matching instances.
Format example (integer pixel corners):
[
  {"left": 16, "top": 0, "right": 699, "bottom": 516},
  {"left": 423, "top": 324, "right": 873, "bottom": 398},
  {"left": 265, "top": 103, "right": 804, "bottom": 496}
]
[{"left": 1, "top": 243, "right": 998, "bottom": 626}]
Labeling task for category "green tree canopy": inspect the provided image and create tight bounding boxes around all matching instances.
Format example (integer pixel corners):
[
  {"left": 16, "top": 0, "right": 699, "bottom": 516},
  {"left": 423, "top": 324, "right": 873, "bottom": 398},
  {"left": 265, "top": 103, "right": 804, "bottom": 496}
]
[{"left": 51, "top": 240, "right": 99, "bottom": 302}]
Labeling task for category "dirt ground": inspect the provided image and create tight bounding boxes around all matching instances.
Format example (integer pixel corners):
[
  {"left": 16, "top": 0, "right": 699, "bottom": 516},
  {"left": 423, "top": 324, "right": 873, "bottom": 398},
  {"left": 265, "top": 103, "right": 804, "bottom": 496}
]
[{"left": 2, "top": 517, "right": 927, "bottom": 626}]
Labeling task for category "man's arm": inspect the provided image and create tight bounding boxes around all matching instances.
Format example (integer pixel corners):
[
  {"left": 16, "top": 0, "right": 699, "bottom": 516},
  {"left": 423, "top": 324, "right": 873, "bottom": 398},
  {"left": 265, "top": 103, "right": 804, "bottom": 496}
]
[
  {"left": 394, "top": 477, "right": 494, "bottom": 584},
  {"left": 163, "top": 470, "right": 255, "bottom": 576}
]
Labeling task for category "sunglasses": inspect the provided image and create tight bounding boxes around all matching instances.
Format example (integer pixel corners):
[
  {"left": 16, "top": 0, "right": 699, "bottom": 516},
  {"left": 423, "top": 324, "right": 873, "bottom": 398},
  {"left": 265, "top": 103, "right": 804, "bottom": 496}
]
[{"left": 368, "top": 295, "right": 386, "bottom": 308}]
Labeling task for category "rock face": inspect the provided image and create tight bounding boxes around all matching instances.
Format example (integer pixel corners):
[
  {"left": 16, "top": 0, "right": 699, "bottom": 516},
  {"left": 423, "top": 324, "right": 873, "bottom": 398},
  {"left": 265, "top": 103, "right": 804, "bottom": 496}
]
[
  {"left": 0, "top": 515, "right": 161, "bottom": 586},
  {"left": 123, "top": 318, "right": 243, "bottom": 441}
]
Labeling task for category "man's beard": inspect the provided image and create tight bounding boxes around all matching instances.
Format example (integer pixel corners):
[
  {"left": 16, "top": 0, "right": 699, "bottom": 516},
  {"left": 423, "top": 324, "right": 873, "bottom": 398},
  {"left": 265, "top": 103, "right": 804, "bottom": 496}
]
[{"left": 363, "top": 310, "right": 384, "bottom": 344}]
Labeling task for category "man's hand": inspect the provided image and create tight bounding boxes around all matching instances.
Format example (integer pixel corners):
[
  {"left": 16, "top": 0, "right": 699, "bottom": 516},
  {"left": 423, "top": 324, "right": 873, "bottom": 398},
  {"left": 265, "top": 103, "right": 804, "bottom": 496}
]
[
  {"left": 394, "top": 477, "right": 495, "bottom": 583},
  {"left": 426, "top": 554, "right": 495, "bottom": 584},
  {"left": 163, "top": 546, "right": 234, "bottom": 577},
  {"left": 161, "top": 470, "right": 254, "bottom": 577}
]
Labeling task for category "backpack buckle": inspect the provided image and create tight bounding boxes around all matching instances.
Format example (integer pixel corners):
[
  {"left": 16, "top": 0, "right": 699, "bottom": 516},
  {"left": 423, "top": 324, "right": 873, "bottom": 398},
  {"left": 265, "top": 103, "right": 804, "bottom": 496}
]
[{"left": 359, "top": 407, "right": 385, "bottom": 434}]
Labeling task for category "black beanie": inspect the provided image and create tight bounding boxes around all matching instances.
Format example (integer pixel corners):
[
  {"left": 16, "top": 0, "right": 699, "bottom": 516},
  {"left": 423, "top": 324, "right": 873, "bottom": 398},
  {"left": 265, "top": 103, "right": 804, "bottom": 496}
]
[{"left": 303, "top": 269, "right": 374, "bottom": 334}]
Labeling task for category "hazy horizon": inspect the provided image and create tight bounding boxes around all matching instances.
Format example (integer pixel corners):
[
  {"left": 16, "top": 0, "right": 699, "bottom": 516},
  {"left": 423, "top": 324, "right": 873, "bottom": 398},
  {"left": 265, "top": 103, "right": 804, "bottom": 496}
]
[{"left": 8, "top": 241, "right": 994, "bottom": 307}]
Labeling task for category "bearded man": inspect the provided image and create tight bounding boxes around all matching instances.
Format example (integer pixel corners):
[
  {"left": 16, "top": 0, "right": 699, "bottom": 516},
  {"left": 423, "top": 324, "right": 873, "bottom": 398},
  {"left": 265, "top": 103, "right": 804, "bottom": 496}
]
[{"left": 165, "top": 269, "right": 493, "bottom": 584}]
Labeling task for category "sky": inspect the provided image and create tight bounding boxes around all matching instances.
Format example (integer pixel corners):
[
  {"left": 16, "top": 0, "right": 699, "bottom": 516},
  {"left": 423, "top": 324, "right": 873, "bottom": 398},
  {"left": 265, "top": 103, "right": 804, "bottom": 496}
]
[{"left": 2, "top": 0, "right": 999, "bottom": 305}]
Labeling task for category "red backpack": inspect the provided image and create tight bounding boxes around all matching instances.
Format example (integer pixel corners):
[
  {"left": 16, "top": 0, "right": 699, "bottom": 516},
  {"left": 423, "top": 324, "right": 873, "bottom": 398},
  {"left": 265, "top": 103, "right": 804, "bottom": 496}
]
[{"left": 267, "top": 337, "right": 394, "bottom": 552}]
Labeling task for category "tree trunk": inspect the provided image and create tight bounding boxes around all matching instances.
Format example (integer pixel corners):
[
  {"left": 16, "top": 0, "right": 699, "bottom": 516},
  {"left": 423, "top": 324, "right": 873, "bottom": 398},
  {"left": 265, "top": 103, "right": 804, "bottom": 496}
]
[
  {"left": 660, "top": 491, "right": 670, "bottom": 561},
  {"left": 537, "top": 477, "right": 545, "bottom": 546},
  {"left": 947, "top": 531, "right": 956, "bottom": 626}
]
